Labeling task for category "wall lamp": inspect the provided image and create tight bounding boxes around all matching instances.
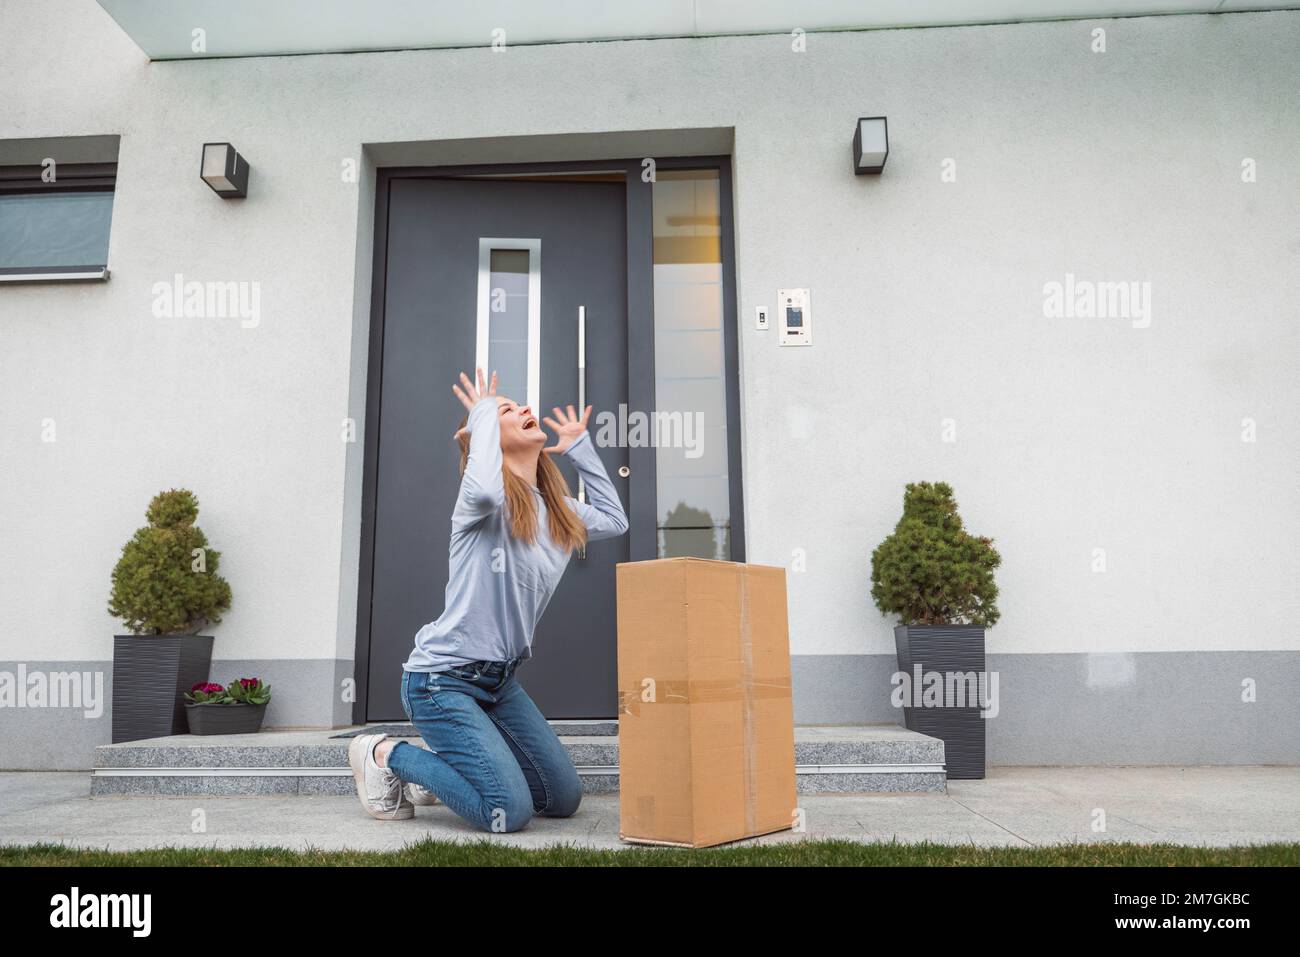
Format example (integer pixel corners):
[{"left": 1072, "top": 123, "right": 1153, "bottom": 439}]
[
  {"left": 200, "top": 142, "right": 250, "bottom": 198},
  {"left": 853, "top": 117, "right": 888, "bottom": 174}
]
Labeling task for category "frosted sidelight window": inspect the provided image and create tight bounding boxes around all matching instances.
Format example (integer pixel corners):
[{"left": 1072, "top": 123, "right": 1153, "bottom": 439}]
[{"left": 650, "top": 170, "right": 731, "bottom": 560}]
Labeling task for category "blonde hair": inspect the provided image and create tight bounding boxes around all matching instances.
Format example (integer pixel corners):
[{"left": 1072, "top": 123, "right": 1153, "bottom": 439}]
[{"left": 456, "top": 419, "right": 588, "bottom": 553}]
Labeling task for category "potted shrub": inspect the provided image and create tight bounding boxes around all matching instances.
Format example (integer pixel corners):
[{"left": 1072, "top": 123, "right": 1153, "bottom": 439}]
[
  {"left": 870, "top": 482, "right": 1001, "bottom": 779},
  {"left": 184, "top": 677, "right": 271, "bottom": 735},
  {"left": 107, "top": 488, "right": 232, "bottom": 743}
]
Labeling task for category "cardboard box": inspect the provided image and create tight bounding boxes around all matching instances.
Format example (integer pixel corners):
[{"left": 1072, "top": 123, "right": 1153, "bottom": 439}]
[{"left": 616, "top": 557, "right": 797, "bottom": 847}]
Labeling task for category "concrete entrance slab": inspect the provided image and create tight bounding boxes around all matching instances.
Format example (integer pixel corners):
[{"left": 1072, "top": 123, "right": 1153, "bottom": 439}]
[{"left": 2, "top": 766, "right": 1297, "bottom": 853}]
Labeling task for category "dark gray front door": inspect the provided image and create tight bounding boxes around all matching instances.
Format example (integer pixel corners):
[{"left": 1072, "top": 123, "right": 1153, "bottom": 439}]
[{"left": 367, "top": 177, "right": 629, "bottom": 719}]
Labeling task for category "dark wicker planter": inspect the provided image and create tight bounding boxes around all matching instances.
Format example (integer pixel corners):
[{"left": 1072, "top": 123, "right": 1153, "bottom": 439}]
[
  {"left": 185, "top": 701, "right": 267, "bottom": 735},
  {"left": 894, "top": 624, "right": 987, "bottom": 780},
  {"left": 111, "top": 634, "right": 214, "bottom": 743}
]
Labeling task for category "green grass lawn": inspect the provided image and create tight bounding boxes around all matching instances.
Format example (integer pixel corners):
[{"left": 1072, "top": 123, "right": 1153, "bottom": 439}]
[{"left": 3, "top": 839, "right": 1297, "bottom": 867}]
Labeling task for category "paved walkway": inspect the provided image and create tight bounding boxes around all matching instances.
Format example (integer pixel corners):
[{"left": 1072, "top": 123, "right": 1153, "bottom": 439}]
[{"left": 2, "top": 767, "right": 1297, "bottom": 852}]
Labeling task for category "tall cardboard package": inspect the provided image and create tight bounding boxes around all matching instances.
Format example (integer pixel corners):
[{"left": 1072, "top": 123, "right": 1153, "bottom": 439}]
[{"left": 616, "top": 557, "right": 797, "bottom": 847}]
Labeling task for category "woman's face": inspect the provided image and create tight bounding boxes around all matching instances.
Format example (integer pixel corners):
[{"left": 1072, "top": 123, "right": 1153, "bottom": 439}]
[{"left": 495, "top": 396, "right": 546, "bottom": 454}]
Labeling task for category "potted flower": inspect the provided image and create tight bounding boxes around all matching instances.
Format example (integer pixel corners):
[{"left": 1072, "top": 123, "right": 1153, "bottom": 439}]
[
  {"left": 870, "top": 482, "right": 1001, "bottom": 779},
  {"left": 184, "top": 677, "right": 271, "bottom": 735},
  {"left": 107, "top": 489, "right": 232, "bottom": 743}
]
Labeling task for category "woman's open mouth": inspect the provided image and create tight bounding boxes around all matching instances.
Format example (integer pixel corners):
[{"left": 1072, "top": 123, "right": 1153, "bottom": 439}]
[{"left": 522, "top": 418, "right": 537, "bottom": 430}]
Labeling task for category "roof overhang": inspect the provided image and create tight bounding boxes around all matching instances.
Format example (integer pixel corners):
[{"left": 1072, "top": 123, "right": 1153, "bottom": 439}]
[{"left": 96, "top": 0, "right": 1300, "bottom": 61}]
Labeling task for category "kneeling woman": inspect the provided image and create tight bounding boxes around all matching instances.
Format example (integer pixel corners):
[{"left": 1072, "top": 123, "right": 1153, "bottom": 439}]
[{"left": 348, "top": 367, "right": 628, "bottom": 832}]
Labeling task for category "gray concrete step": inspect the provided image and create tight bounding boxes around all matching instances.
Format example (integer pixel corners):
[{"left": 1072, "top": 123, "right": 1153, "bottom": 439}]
[{"left": 91, "top": 723, "right": 946, "bottom": 797}]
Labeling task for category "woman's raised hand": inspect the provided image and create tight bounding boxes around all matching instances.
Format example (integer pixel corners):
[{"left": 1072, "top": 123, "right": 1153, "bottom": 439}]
[
  {"left": 452, "top": 368, "right": 496, "bottom": 440},
  {"left": 542, "top": 404, "right": 593, "bottom": 455},
  {"left": 452, "top": 367, "right": 496, "bottom": 413}
]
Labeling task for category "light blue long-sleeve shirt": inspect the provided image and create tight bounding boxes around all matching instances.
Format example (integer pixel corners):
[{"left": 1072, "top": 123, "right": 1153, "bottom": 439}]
[{"left": 404, "top": 396, "right": 629, "bottom": 672}]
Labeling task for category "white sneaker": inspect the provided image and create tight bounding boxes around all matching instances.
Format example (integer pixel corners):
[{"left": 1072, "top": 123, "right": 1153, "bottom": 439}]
[
  {"left": 405, "top": 781, "right": 440, "bottom": 806},
  {"left": 348, "top": 733, "right": 413, "bottom": 820}
]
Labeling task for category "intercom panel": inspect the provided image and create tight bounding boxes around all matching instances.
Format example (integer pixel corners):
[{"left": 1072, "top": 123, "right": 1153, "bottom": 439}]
[{"left": 777, "top": 288, "right": 812, "bottom": 346}]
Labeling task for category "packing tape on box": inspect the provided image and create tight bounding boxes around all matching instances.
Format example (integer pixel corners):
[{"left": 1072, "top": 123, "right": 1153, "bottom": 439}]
[
  {"left": 617, "top": 677, "right": 792, "bottom": 714},
  {"left": 618, "top": 567, "right": 785, "bottom": 836}
]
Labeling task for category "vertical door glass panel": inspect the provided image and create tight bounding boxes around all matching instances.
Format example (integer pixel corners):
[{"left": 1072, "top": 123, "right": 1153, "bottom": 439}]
[
  {"left": 650, "top": 169, "right": 731, "bottom": 560},
  {"left": 488, "top": 248, "right": 529, "bottom": 403},
  {"left": 477, "top": 240, "right": 539, "bottom": 413}
]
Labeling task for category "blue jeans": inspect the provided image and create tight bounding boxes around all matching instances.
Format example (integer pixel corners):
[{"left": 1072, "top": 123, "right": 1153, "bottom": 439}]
[{"left": 388, "top": 658, "right": 583, "bottom": 833}]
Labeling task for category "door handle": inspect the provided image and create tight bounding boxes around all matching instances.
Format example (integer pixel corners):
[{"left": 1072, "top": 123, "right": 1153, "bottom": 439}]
[{"left": 577, "top": 305, "right": 586, "bottom": 560}]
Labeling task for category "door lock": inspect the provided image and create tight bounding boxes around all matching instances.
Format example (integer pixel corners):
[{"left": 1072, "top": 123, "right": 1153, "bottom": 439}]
[{"left": 618, "top": 466, "right": 630, "bottom": 478}]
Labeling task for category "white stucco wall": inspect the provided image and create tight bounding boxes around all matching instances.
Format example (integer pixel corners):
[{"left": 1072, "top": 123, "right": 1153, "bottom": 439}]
[{"left": 2, "top": 1, "right": 1297, "bottom": 701}]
